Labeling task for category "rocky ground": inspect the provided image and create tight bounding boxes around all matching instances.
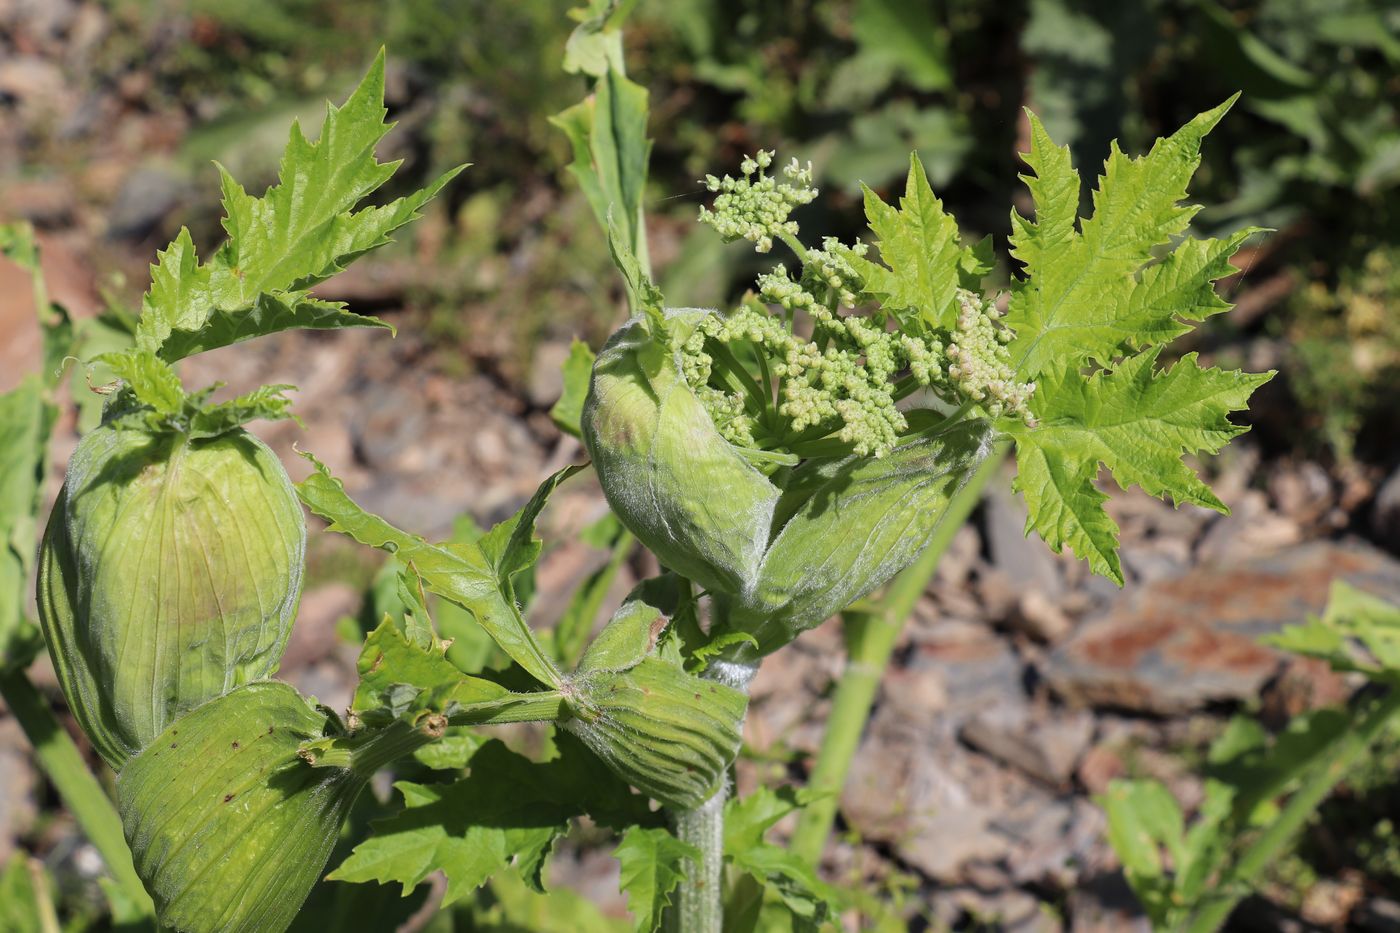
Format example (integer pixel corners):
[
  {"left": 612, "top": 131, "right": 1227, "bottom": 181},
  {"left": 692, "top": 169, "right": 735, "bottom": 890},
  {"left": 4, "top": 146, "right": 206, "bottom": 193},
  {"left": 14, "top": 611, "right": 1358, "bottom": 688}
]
[{"left": 4, "top": 2, "right": 1400, "bottom": 930}]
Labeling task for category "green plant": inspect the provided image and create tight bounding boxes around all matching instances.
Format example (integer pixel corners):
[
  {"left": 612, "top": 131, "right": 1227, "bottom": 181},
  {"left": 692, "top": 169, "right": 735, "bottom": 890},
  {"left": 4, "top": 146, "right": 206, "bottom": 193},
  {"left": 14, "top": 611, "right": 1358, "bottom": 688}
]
[
  {"left": 1103, "top": 583, "right": 1400, "bottom": 931},
  {"left": 4, "top": 12, "right": 1275, "bottom": 931}
]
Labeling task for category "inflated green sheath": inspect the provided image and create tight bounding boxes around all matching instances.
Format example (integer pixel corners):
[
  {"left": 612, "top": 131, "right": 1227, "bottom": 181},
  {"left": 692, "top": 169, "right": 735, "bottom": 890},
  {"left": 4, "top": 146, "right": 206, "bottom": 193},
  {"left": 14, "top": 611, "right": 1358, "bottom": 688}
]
[
  {"left": 117, "top": 682, "right": 359, "bottom": 933},
  {"left": 38, "top": 421, "right": 305, "bottom": 769}
]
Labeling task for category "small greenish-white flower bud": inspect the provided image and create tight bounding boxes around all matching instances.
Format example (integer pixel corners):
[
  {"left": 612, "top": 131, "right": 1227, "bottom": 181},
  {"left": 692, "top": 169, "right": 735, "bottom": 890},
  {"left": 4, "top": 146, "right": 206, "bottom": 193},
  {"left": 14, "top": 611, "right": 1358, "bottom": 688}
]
[
  {"left": 39, "top": 420, "right": 305, "bottom": 769},
  {"left": 697, "top": 150, "right": 817, "bottom": 253}
]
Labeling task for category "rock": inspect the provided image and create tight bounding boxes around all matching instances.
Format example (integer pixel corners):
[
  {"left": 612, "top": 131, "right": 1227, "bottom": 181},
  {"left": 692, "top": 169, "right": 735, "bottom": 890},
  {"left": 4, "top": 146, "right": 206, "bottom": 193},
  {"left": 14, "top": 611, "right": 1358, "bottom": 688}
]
[
  {"left": 1268, "top": 460, "right": 1334, "bottom": 527},
  {"left": 905, "top": 618, "right": 1024, "bottom": 717},
  {"left": 1195, "top": 490, "right": 1302, "bottom": 564},
  {"left": 106, "top": 164, "right": 188, "bottom": 240},
  {"left": 1067, "top": 873, "right": 1150, "bottom": 933},
  {"left": 960, "top": 704, "right": 1093, "bottom": 787},
  {"left": 985, "top": 481, "right": 1063, "bottom": 597},
  {"left": 1354, "top": 897, "right": 1400, "bottom": 933},
  {"left": 526, "top": 339, "right": 571, "bottom": 408},
  {"left": 1076, "top": 743, "right": 1125, "bottom": 796},
  {"left": 1373, "top": 466, "right": 1400, "bottom": 552},
  {"left": 997, "top": 796, "right": 1104, "bottom": 886},
  {"left": 281, "top": 583, "right": 361, "bottom": 671},
  {"left": 841, "top": 715, "right": 1017, "bottom": 881},
  {"left": 1044, "top": 541, "right": 1400, "bottom": 713},
  {"left": 1012, "top": 589, "right": 1073, "bottom": 643}
]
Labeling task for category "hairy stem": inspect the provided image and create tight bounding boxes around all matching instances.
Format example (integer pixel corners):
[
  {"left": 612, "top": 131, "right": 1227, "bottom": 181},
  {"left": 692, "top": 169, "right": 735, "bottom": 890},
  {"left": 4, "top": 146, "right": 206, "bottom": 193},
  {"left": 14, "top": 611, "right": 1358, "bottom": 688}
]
[
  {"left": 0, "top": 667, "right": 154, "bottom": 917},
  {"left": 790, "top": 444, "right": 1008, "bottom": 863},
  {"left": 1185, "top": 686, "right": 1400, "bottom": 933},
  {"left": 666, "top": 660, "right": 757, "bottom": 933}
]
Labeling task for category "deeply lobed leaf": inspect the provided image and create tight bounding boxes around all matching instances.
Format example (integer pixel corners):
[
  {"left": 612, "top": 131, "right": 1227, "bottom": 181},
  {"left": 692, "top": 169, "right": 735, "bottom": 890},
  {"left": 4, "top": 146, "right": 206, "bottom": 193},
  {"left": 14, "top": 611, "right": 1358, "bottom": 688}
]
[{"left": 135, "top": 51, "right": 464, "bottom": 363}]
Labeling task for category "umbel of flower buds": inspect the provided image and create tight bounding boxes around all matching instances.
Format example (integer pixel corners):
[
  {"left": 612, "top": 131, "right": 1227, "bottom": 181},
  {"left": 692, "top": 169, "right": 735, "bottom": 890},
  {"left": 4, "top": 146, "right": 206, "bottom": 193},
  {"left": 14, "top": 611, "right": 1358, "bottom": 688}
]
[{"left": 38, "top": 418, "right": 305, "bottom": 769}]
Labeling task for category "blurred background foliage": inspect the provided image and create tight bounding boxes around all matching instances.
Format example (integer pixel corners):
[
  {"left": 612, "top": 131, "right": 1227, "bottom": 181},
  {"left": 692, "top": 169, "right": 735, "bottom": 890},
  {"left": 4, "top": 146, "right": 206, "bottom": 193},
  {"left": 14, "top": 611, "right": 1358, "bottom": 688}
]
[{"left": 72, "top": 0, "right": 1399, "bottom": 467}]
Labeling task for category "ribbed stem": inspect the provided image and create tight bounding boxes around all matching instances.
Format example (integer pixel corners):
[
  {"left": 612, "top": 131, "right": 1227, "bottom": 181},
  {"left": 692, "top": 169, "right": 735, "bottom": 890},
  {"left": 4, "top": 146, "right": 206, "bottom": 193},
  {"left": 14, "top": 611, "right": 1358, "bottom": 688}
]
[
  {"left": 667, "top": 786, "right": 727, "bottom": 933},
  {"left": 0, "top": 667, "right": 154, "bottom": 918},
  {"left": 665, "top": 660, "right": 757, "bottom": 933},
  {"left": 790, "top": 444, "right": 1008, "bottom": 863}
]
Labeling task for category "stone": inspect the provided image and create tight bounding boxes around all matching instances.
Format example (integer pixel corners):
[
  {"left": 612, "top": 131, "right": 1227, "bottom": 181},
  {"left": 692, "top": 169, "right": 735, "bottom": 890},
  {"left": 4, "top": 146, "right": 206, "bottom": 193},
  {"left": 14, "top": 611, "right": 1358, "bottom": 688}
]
[
  {"left": 985, "top": 481, "right": 1063, "bottom": 597},
  {"left": 960, "top": 704, "right": 1094, "bottom": 787},
  {"left": 1012, "top": 589, "right": 1073, "bottom": 643},
  {"left": 1354, "top": 898, "right": 1400, "bottom": 933},
  {"left": 526, "top": 339, "right": 571, "bottom": 408},
  {"left": 1067, "top": 873, "right": 1150, "bottom": 933},
  {"left": 1045, "top": 541, "right": 1400, "bottom": 713},
  {"left": 106, "top": 164, "right": 188, "bottom": 240},
  {"left": 905, "top": 618, "right": 1024, "bottom": 717},
  {"left": 1373, "top": 466, "right": 1400, "bottom": 552},
  {"left": 1195, "top": 490, "right": 1302, "bottom": 564}
]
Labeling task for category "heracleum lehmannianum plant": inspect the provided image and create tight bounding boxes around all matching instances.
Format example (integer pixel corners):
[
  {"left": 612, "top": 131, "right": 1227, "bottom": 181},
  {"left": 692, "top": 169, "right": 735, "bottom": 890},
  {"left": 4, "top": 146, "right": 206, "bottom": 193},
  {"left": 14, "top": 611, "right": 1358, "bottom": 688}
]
[{"left": 12, "top": 47, "right": 1276, "bottom": 933}]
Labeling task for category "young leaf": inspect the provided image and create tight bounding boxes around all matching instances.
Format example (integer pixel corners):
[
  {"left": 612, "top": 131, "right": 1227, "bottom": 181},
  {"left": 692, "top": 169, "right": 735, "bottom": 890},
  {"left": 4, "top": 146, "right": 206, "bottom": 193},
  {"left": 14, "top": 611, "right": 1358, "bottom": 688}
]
[
  {"left": 1005, "top": 98, "right": 1239, "bottom": 376},
  {"left": 328, "top": 736, "right": 654, "bottom": 903},
  {"left": 615, "top": 826, "right": 699, "bottom": 933},
  {"left": 1007, "top": 350, "right": 1272, "bottom": 583},
  {"left": 723, "top": 787, "right": 838, "bottom": 931},
  {"left": 858, "top": 153, "right": 983, "bottom": 331},
  {"left": 551, "top": 338, "right": 597, "bottom": 439},
  {"left": 296, "top": 454, "right": 564, "bottom": 688},
  {"left": 136, "top": 52, "right": 465, "bottom": 362},
  {"left": 349, "top": 616, "right": 563, "bottom": 731},
  {"left": 550, "top": 67, "right": 652, "bottom": 275}
]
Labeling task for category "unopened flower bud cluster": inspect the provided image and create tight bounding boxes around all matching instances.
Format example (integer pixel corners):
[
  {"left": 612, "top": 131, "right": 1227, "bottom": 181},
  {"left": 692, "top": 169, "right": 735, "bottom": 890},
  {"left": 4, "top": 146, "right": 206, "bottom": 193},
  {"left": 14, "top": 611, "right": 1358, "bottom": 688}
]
[
  {"left": 946, "top": 290, "right": 1037, "bottom": 426},
  {"left": 698, "top": 150, "right": 817, "bottom": 254},
  {"left": 687, "top": 152, "right": 1038, "bottom": 457}
]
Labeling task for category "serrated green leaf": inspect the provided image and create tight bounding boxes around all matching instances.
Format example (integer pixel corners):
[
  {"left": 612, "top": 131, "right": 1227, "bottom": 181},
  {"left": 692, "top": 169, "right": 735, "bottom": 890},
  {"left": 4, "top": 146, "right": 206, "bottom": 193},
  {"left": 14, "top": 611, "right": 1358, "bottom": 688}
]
[
  {"left": 135, "top": 52, "right": 463, "bottom": 362},
  {"left": 94, "top": 349, "right": 186, "bottom": 415},
  {"left": 551, "top": 338, "right": 596, "bottom": 439},
  {"left": 858, "top": 153, "right": 976, "bottom": 331},
  {"left": 477, "top": 465, "right": 584, "bottom": 591},
  {"left": 615, "top": 826, "right": 699, "bottom": 933},
  {"left": 328, "top": 736, "right": 652, "bottom": 903},
  {"left": 350, "top": 616, "right": 556, "bottom": 730},
  {"left": 296, "top": 454, "right": 564, "bottom": 688},
  {"left": 551, "top": 64, "right": 652, "bottom": 289},
  {"left": 1006, "top": 99, "right": 1238, "bottom": 376},
  {"left": 156, "top": 294, "right": 391, "bottom": 363},
  {"left": 721, "top": 786, "right": 837, "bottom": 932},
  {"left": 186, "top": 383, "right": 298, "bottom": 438},
  {"left": 1008, "top": 349, "right": 1272, "bottom": 582}
]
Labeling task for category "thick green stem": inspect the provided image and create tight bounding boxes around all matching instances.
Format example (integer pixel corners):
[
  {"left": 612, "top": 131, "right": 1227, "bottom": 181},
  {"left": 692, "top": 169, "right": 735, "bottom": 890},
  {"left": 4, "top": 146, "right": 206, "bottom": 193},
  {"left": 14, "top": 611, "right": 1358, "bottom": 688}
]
[
  {"left": 0, "top": 667, "right": 154, "bottom": 917},
  {"left": 790, "top": 443, "right": 1009, "bottom": 863},
  {"left": 667, "top": 785, "right": 728, "bottom": 933},
  {"left": 1185, "top": 686, "right": 1400, "bottom": 933},
  {"left": 666, "top": 660, "right": 757, "bottom": 933}
]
